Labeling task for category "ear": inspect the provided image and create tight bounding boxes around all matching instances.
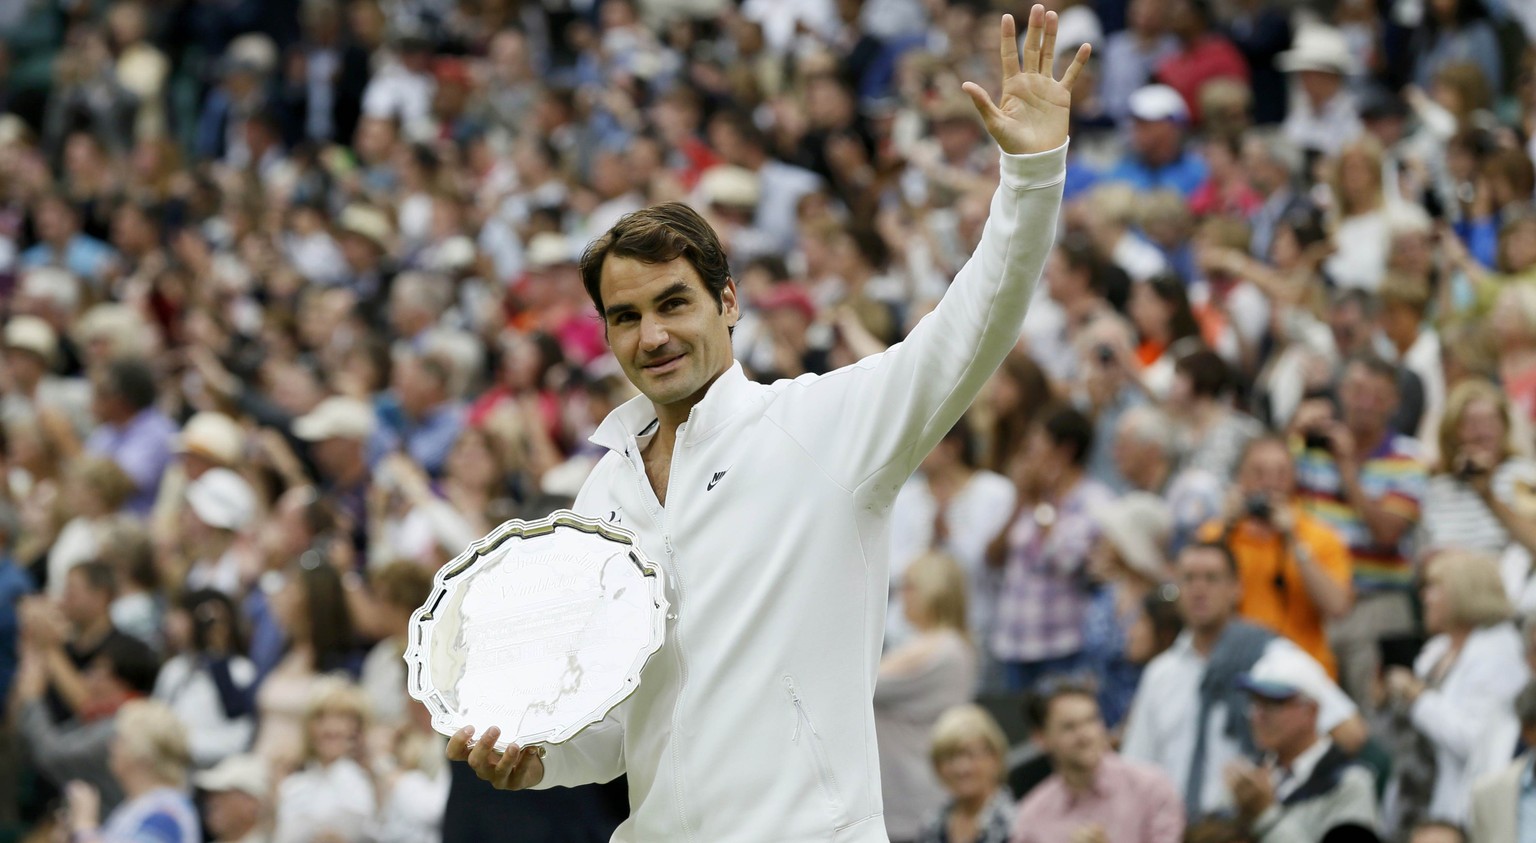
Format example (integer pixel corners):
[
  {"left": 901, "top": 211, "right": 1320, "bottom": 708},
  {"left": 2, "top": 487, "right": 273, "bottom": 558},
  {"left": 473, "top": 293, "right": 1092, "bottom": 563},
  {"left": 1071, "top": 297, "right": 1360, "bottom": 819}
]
[{"left": 721, "top": 279, "right": 740, "bottom": 327}]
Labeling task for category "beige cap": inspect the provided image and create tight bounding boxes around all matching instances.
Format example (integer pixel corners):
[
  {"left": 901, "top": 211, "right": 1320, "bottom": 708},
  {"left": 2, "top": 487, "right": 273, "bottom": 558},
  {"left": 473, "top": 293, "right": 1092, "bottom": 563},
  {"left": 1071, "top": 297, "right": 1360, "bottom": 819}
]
[
  {"left": 293, "top": 396, "right": 377, "bottom": 442},
  {"left": 186, "top": 467, "right": 257, "bottom": 531},
  {"left": 700, "top": 165, "right": 761, "bottom": 209},
  {"left": 4, "top": 315, "right": 57, "bottom": 361},
  {"left": 1091, "top": 493, "right": 1173, "bottom": 582},
  {"left": 338, "top": 204, "right": 393, "bottom": 252},
  {"left": 526, "top": 232, "right": 575, "bottom": 270},
  {"left": 176, "top": 412, "right": 244, "bottom": 465},
  {"left": 193, "top": 753, "right": 270, "bottom": 798},
  {"left": 1277, "top": 25, "right": 1357, "bottom": 76}
]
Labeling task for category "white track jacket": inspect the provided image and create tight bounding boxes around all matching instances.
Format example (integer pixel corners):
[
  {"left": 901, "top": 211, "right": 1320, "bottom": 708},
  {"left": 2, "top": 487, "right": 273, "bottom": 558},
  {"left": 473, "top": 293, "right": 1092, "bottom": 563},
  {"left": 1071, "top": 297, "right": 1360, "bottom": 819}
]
[{"left": 537, "top": 141, "right": 1069, "bottom": 842}]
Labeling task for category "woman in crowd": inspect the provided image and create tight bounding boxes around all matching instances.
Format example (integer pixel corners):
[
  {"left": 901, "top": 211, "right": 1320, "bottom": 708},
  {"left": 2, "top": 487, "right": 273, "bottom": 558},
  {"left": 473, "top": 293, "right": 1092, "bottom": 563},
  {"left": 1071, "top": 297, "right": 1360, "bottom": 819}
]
[
  {"left": 272, "top": 678, "right": 378, "bottom": 843},
  {"left": 1081, "top": 492, "right": 1172, "bottom": 731},
  {"left": 977, "top": 349, "right": 1052, "bottom": 477},
  {"left": 154, "top": 588, "right": 258, "bottom": 769},
  {"left": 45, "top": 456, "right": 135, "bottom": 596},
  {"left": 1420, "top": 379, "right": 1536, "bottom": 568},
  {"left": 99, "top": 519, "right": 161, "bottom": 645},
  {"left": 1324, "top": 137, "right": 1390, "bottom": 292},
  {"left": 1384, "top": 551, "right": 1530, "bottom": 826},
  {"left": 1492, "top": 284, "right": 1536, "bottom": 427},
  {"left": 875, "top": 552, "right": 979, "bottom": 843},
  {"left": 60, "top": 699, "right": 200, "bottom": 843},
  {"left": 914, "top": 705, "right": 1015, "bottom": 843},
  {"left": 1165, "top": 348, "right": 1264, "bottom": 481},
  {"left": 253, "top": 560, "right": 359, "bottom": 773},
  {"left": 1127, "top": 274, "right": 1202, "bottom": 398}
]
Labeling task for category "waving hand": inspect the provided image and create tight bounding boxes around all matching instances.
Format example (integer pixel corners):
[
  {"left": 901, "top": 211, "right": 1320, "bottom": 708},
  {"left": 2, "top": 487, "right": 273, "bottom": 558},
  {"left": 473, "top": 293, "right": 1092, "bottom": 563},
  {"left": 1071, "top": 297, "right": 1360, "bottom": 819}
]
[{"left": 962, "top": 5, "right": 1091, "bottom": 156}]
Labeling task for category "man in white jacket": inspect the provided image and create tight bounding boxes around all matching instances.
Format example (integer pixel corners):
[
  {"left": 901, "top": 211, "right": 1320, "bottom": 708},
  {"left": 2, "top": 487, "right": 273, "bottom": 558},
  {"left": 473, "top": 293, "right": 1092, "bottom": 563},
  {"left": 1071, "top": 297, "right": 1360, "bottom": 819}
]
[{"left": 446, "top": 8, "right": 1090, "bottom": 841}]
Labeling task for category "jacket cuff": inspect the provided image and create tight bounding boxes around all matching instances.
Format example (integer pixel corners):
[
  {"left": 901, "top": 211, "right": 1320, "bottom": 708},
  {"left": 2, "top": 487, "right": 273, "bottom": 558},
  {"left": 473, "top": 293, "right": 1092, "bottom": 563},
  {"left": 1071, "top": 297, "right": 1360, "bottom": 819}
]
[{"left": 999, "top": 139, "right": 1069, "bottom": 191}]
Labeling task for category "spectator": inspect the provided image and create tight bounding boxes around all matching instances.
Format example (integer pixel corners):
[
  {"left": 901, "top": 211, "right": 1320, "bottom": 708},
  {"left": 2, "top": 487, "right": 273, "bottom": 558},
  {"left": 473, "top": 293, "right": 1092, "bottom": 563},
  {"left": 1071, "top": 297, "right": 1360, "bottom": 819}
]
[
  {"left": 1376, "top": 273, "right": 1445, "bottom": 456},
  {"left": 193, "top": 754, "right": 271, "bottom": 843},
  {"left": 1491, "top": 284, "right": 1536, "bottom": 426},
  {"left": 1276, "top": 26, "right": 1362, "bottom": 158},
  {"left": 1408, "top": 823, "right": 1467, "bottom": 843},
  {"left": 1153, "top": 0, "right": 1249, "bottom": 125},
  {"left": 179, "top": 468, "right": 259, "bottom": 596},
  {"left": 990, "top": 406, "right": 1115, "bottom": 692},
  {"left": 876, "top": 552, "right": 979, "bottom": 843},
  {"left": 46, "top": 457, "right": 134, "bottom": 598},
  {"left": 1011, "top": 681, "right": 1184, "bottom": 843},
  {"left": 1111, "top": 405, "right": 1225, "bottom": 553},
  {"left": 1322, "top": 138, "right": 1391, "bottom": 293},
  {"left": 1097, "top": 0, "right": 1178, "bottom": 126},
  {"left": 85, "top": 358, "right": 177, "bottom": 516},
  {"left": 1120, "top": 542, "right": 1362, "bottom": 816},
  {"left": 30, "top": 562, "right": 141, "bottom": 724},
  {"left": 911, "top": 704, "right": 1014, "bottom": 843},
  {"left": 1083, "top": 493, "right": 1173, "bottom": 730},
  {"left": 1382, "top": 551, "right": 1529, "bottom": 825},
  {"left": 1420, "top": 379, "right": 1536, "bottom": 576},
  {"left": 1412, "top": 0, "right": 1502, "bottom": 94},
  {"left": 359, "top": 561, "right": 434, "bottom": 733},
  {"left": 271, "top": 678, "right": 377, "bottom": 843},
  {"left": 1199, "top": 436, "right": 1353, "bottom": 677},
  {"left": 1024, "top": 234, "right": 1112, "bottom": 386},
  {"left": 291, "top": 396, "right": 376, "bottom": 550},
  {"left": 369, "top": 349, "right": 466, "bottom": 477},
  {"left": 150, "top": 411, "right": 246, "bottom": 551},
  {"left": 13, "top": 631, "right": 160, "bottom": 814},
  {"left": 1168, "top": 348, "right": 1265, "bottom": 481},
  {"left": 1127, "top": 274, "right": 1203, "bottom": 396},
  {"left": 18, "top": 193, "right": 118, "bottom": 286},
  {"left": 977, "top": 350, "right": 1052, "bottom": 478},
  {"left": 888, "top": 419, "right": 1016, "bottom": 650},
  {"left": 97, "top": 520, "right": 160, "bottom": 646},
  {"left": 1102, "top": 85, "right": 1209, "bottom": 198},
  {"left": 1292, "top": 354, "right": 1428, "bottom": 705},
  {"left": 153, "top": 590, "right": 258, "bottom": 770},
  {"left": 1227, "top": 647, "right": 1380, "bottom": 841},
  {"left": 1466, "top": 680, "right": 1536, "bottom": 842},
  {"left": 58, "top": 699, "right": 199, "bottom": 843},
  {"left": 0, "top": 315, "right": 92, "bottom": 433}
]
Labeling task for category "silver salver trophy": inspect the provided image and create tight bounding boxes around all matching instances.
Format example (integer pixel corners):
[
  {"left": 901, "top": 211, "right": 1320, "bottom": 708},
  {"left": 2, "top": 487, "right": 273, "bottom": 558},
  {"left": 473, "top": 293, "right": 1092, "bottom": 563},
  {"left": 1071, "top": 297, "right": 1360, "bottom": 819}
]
[{"left": 403, "top": 510, "right": 669, "bottom": 753}]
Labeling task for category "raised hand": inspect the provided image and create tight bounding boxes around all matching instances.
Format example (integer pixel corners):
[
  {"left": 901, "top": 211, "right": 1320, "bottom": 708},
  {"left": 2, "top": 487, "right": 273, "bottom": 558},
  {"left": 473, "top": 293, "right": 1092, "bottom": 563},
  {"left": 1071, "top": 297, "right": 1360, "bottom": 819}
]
[{"left": 962, "top": 5, "right": 1090, "bottom": 156}]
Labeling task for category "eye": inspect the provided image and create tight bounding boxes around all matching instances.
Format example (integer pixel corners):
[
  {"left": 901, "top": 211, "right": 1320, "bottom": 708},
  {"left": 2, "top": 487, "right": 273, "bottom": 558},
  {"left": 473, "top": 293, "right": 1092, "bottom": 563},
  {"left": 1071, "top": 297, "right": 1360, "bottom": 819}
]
[
  {"left": 662, "top": 298, "right": 687, "bottom": 311},
  {"left": 613, "top": 312, "right": 638, "bottom": 325}
]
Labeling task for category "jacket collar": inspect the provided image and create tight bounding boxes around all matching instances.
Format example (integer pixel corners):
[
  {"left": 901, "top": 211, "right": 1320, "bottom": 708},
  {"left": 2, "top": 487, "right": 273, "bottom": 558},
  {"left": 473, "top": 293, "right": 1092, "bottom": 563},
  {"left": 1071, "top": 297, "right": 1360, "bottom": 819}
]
[{"left": 590, "top": 361, "right": 756, "bottom": 453}]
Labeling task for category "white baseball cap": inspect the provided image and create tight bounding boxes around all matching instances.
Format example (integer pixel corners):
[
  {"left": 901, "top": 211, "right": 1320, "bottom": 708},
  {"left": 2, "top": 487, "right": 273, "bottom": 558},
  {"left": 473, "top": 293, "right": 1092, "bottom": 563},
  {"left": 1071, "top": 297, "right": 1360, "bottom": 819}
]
[
  {"left": 1237, "top": 646, "right": 1336, "bottom": 705},
  {"left": 1091, "top": 493, "right": 1173, "bottom": 582},
  {"left": 293, "top": 396, "right": 377, "bottom": 442},
  {"left": 1128, "top": 84, "right": 1190, "bottom": 124},
  {"left": 176, "top": 412, "right": 244, "bottom": 465},
  {"left": 187, "top": 467, "right": 257, "bottom": 531},
  {"left": 4, "top": 315, "right": 58, "bottom": 361}
]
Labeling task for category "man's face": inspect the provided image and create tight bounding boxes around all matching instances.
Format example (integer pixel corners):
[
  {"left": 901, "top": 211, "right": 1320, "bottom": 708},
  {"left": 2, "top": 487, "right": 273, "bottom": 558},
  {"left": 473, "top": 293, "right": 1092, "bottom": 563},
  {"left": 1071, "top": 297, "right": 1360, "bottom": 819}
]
[
  {"left": 61, "top": 572, "right": 107, "bottom": 628},
  {"left": 1131, "top": 119, "right": 1179, "bottom": 167},
  {"left": 1296, "top": 70, "right": 1342, "bottom": 105},
  {"left": 1111, "top": 426, "right": 1153, "bottom": 488},
  {"left": 36, "top": 200, "right": 76, "bottom": 243},
  {"left": 1339, "top": 363, "right": 1398, "bottom": 435},
  {"left": 205, "top": 790, "right": 261, "bottom": 839},
  {"left": 600, "top": 256, "right": 739, "bottom": 412},
  {"left": 1409, "top": 827, "right": 1466, "bottom": 843},
  {"left": 1176, "top": 546, "right": 1239, "bottom": 630},
  {"left": 1237, "top": 440, "right": 1294, "bottom": 501},
  {"left": 1248, "top": 694, "right": 1317, "bottom": 755},
  {"left": 1039, "top": 694, "right": 1107, "bottom": 774}
]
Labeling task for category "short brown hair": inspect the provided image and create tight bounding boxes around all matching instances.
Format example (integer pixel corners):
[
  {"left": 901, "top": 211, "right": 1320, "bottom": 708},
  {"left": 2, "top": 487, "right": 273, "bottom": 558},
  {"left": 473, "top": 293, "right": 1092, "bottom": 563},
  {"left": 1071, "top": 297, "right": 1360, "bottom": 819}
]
[{"left": 579, "top": 203, "right": 731, "bottom": 316}]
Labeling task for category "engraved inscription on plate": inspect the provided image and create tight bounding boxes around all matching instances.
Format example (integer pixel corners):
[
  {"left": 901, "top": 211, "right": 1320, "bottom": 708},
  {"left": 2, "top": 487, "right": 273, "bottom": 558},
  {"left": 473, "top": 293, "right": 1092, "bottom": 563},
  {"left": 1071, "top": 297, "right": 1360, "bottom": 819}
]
[{"left": 404, "top": 511, "right": 667, "bottom": 751}]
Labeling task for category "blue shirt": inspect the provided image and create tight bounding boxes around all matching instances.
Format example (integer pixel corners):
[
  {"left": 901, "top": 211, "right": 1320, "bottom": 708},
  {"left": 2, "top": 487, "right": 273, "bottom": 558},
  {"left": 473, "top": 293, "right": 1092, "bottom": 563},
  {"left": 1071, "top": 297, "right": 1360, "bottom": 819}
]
[
  {"left": 19, "top": 234, "right": 118, "bottom": 283},
  {"left": 101, "top": 787, "right": 200, "bottom": 843},
  {"left": 84, "top": 408, "right": 179, "bottom": 515},
  {"left": 0, "top": 557, "right": 36, "bottom": 702},
  {"left": 1101, "top": 149, "right": 1209, "bottom": 198},
  {"left": 369, "top": 394, "right": 466, "bottom": 477}
]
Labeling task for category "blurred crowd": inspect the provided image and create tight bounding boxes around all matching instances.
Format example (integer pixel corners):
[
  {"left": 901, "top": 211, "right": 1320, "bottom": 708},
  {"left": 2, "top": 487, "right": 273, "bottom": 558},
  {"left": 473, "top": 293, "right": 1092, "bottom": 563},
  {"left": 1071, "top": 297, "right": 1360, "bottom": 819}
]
[{"left": 0, "top": 0, "right": 1534, "bottom": 841}]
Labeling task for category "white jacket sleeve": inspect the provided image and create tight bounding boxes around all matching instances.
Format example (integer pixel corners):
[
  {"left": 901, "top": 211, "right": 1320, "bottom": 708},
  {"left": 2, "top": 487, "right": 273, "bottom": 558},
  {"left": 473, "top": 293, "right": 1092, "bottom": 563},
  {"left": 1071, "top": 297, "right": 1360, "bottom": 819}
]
[
  {"left": 1411, "top": 636, "right": 1529, "bottom": 764},
  {"left": 528, "top": 710, "right": 626, "bottom": 788},
  {"left": 771, "top": 142, "right": 1067, "bottom": 500}
]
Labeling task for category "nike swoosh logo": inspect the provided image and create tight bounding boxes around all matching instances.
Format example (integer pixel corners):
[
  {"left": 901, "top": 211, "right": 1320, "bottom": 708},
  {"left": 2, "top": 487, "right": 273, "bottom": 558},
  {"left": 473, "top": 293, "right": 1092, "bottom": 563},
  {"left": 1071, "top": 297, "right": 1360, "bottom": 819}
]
[{"left": 707, "top": 470, "right": 728, "bottom": 491}]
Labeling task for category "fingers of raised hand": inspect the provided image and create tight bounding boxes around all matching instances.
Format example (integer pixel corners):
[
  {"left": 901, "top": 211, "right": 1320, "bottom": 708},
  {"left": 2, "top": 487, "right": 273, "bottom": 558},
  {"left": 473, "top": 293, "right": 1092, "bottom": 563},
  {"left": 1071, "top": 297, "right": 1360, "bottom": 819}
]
[
  {"left": 1039, "top": 10, "right": 1057, "bottom": 75},
  {"left": 1019, "top": 6, "right": 1044, "bottom": 76},
  {"left": 999, "top": 13, "right": 1019, "bottom": 79},
  {"left": 1060, "top": 43, "right": 1092, "bottom": 89}
]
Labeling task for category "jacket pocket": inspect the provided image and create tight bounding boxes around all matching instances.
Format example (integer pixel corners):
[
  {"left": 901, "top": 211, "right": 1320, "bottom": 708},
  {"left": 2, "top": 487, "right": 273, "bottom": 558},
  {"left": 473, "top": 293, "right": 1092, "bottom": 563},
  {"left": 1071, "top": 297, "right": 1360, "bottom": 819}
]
[{"left": 784, "top": 675, "right": 844, "bottom": 816}]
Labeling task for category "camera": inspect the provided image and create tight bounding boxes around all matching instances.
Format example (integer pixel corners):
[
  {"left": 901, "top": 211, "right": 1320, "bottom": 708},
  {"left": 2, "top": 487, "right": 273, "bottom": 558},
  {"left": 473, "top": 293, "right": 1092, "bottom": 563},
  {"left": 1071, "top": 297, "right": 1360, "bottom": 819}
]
[
  {"left": 1302, "top": 429, "right": 1332, "bottom": 453},
  {"left": 1095, "top": 344, "right": 1115, "bottom": 365},
  {"left": 1456, "top": 458, "right": 1488, "bottom": 482},
  {"left": 1244, "top": 494, "right": 1272, "bottom": 522}
]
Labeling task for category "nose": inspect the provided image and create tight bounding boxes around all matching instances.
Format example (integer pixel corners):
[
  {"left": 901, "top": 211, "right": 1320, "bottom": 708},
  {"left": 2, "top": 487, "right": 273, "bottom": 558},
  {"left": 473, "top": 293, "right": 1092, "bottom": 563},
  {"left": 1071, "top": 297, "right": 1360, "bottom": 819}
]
[{"left": 639, "top": 315, "right": 669, "bottom": 352}]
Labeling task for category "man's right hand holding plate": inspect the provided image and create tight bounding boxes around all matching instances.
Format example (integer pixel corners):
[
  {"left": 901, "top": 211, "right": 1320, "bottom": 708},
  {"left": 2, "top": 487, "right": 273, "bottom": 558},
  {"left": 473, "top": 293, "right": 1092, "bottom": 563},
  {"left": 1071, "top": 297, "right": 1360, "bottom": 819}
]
[{"left": 447, "top": 725, "right": 546, "bottom": 790}]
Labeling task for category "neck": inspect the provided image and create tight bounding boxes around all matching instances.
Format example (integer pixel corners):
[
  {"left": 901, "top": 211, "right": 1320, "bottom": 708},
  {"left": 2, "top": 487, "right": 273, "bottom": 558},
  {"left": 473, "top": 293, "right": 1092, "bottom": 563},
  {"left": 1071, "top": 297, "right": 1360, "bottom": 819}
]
[
  {"left": 1192, "top": 619, "right": 1227, "bottom": 654},
  {"left": 1351, "top": 424, "right": 1386, "bottom": 456},
  {"left": 1059, "top": 760, "right": 1098, "bottom": 793},
  {"left": 1277, "top": 735, "right": 1319, "bottom": 769},
  {"left": 928, "top": 462, "right": 973, "bottom": 490},
  {"left": 1448, "top": 627, "right": 1472, "bottom": 649},
  {"left": 1048, "top": 466, "right": 1084, "bottom": 500},
  {"left": 76, "top": 617, "right": 113, "bottom": 649},
  {"left": 953, "top": 787, "right": 995, "bottom": 817}
]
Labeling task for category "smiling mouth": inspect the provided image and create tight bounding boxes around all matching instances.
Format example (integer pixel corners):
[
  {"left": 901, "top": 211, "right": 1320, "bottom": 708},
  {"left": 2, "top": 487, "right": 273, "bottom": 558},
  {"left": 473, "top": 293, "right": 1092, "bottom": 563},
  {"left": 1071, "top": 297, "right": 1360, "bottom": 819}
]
[{"left": 642, "top": 353, "right": 684, "bottom": 372}]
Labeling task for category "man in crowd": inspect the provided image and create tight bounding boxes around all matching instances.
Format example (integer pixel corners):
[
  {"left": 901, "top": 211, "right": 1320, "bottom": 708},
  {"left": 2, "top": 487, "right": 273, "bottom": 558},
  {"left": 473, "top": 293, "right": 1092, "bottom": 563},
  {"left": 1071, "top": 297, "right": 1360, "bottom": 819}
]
[
  {"left": 1227, "top": 647, "right": 1380, "bottom": 841},
  {"left": 1121, "top": 542, "right": 1364, "bottom": 816},
  {"left": 194, "top": 754, "right": 271, "bottom": 843},
  {"left": 1291, "top": 355, "right": 1427, "bottom": 704},
  {"left": 1113, "top": 404, "right": 1224, "bottom": 553},
  {"left": 1467, "top": 681, "right": 1536, "bottom": 843},
  {"left": 85, "top": 357, "right": 177, "bottom": 515},
  {"left": 1200, "top": 436, "right": 1353, "bottom": 677},
  {"left": 1012, "top": 682, "right": 1184, "bottom": 843}
]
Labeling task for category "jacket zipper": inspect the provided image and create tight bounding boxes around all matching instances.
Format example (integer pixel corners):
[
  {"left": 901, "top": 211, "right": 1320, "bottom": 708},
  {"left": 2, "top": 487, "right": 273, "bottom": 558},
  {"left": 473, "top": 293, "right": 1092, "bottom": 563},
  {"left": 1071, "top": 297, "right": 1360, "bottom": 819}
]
[
  {"left": 784, "top": 675, "right": 843, "bottom": 814},
  {"left": 629, "top": 418, "right": 696, "bottom": 842}
]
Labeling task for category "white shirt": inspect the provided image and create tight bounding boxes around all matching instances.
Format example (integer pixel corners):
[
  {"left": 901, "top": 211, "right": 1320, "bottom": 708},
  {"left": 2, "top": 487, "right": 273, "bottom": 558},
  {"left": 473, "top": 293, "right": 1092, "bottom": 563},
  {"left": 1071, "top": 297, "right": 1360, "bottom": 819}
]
[
  {"left": 1325, "top": 211, "right": 1389, "bottom": 291},
  {"left": 1120, "top": 632, "right": 1357, "bottom": 814},
  {"left": 886, "top": 470, "right": 1017, "bottom": 647},
  {"left": 153, "top": 653, "right": 258, "bottom": 768},
  {"left": 1283, "top": 91, "right": 1364, "bottom": 157},
  {"left": 373, "top": 766, "right": 450, "bottom": 843},
  {"left": 272, "top": 758, "right": 376, "bottom": 843},
  {"left": 1272, "top": 737, "right": 1334, "bottom": 803},
  {"left": 1113, "top": 232, "right": 1170, "bottom": 283}
]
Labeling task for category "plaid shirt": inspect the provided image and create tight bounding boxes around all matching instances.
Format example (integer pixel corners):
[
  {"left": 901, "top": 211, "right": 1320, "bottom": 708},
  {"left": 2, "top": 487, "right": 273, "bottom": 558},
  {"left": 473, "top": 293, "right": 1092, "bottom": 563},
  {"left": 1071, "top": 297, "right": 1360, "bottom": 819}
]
[
  {"left": 991, "top": 479, "right": 1115, "bottom": 662},
  {"left": 915, "top": 788, "right": 1015, "bottom": 843}
]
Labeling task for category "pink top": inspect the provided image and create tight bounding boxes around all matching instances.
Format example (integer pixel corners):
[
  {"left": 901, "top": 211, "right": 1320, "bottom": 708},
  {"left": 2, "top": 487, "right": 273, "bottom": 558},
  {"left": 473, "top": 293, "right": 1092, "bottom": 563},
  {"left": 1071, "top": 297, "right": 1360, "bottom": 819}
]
[{"left": 1010, "top": 753, "right": 1185, "bottom": 843}]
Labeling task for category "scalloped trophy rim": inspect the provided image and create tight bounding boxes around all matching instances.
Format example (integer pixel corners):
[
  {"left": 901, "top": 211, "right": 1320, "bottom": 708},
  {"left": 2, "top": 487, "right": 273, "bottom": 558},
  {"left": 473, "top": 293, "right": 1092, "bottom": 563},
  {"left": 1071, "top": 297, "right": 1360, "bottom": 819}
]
[{"left": 402, "top": 508, "right": 669, "bottom": 752}]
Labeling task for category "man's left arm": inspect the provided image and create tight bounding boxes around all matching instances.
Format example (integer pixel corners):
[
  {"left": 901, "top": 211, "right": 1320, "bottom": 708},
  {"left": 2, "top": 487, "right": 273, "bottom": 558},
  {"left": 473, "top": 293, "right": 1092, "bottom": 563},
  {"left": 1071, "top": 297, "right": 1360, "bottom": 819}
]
[
  {"left": 1335, "top": 442, "right": 1425, "bottom": 549},
  {"left": 772, "top": 7, "right": 1089, "bottom": 500}
]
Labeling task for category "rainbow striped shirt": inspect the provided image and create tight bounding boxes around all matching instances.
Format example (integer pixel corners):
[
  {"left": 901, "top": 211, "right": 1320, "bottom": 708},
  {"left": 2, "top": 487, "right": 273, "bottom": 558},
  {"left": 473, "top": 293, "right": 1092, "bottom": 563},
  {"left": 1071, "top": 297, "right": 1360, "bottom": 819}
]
[{"left": 1293, "top": 434, "right": 1428, "bottom": 592}]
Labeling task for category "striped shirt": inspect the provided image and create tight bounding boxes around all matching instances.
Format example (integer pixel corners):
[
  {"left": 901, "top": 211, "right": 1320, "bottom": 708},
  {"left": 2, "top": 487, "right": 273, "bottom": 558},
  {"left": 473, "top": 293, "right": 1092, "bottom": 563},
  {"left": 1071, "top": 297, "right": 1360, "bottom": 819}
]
[
  {"left": 1294, "top": 434, "right": 1427, "bottom": 592},
  {"left": 1421, "top": 459, "right": 1536, "bottom": 556}
]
